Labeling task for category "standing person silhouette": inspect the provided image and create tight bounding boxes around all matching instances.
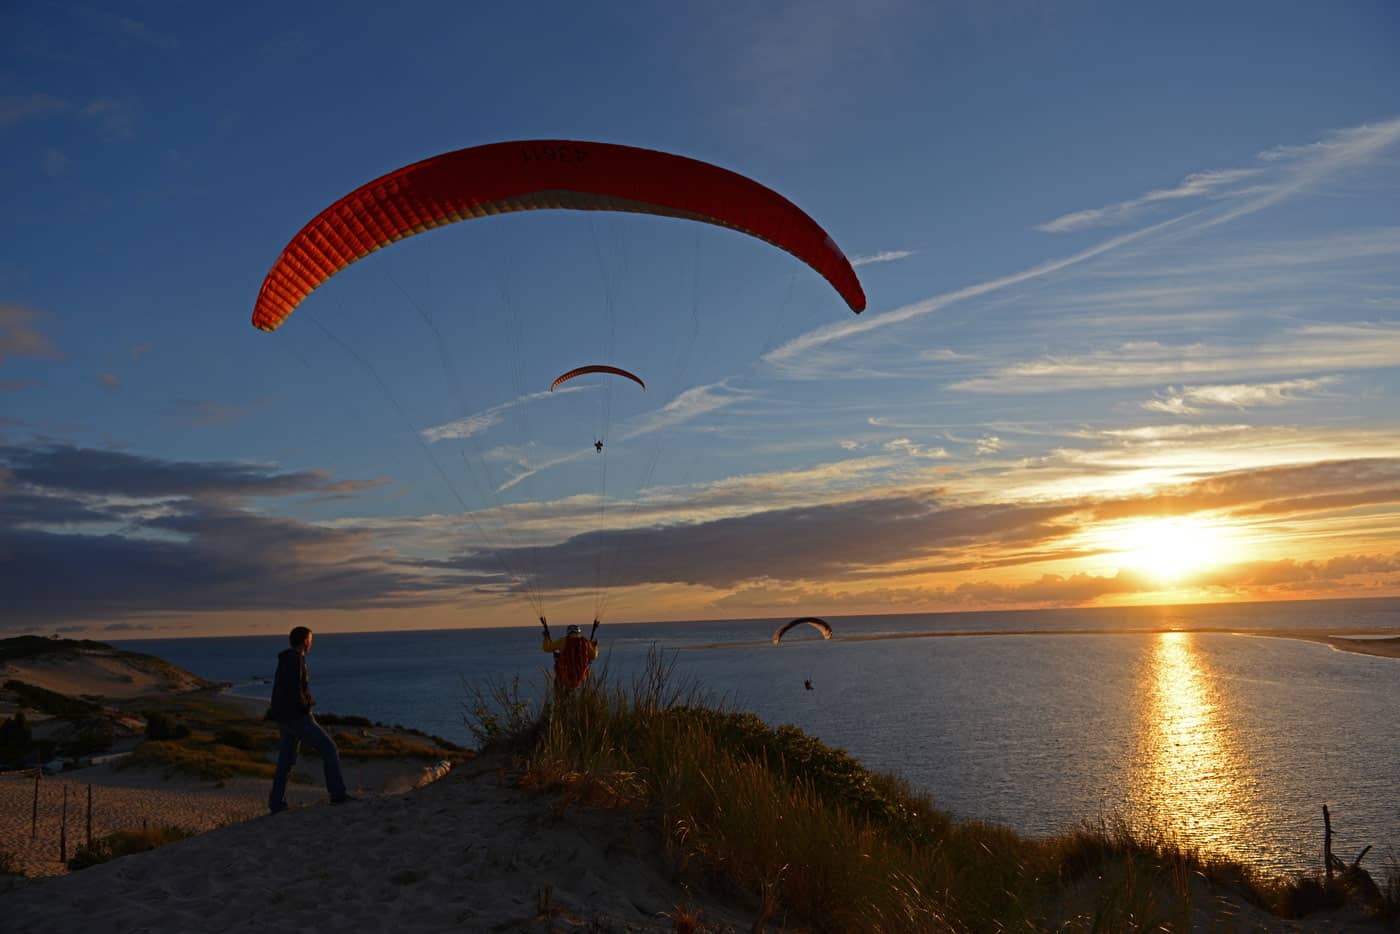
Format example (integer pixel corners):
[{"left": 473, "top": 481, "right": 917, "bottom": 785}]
[
  {"left": 540, "top": 618, "right": 600, "bottom": 689},
  {"left": 268, "top": 626, "right": 352, "bottom": 812}
]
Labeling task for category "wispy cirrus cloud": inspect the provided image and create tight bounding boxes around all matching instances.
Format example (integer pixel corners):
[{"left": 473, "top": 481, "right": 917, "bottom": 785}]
[
  {"left": 490, "top": 381, "right": 747, "bottom": 493},
  {"left": 421, "top": 387, "right": 575, "bottom": 443},
  {"left": 764, "top": 210, "right": 1197, "bottom": 373},
  {"left": 1142, "top": 377, "right": 1340, "bottom": 415},
  {"left": 763, "top": 117, "right": 1400, "bottom": 381},
  {"left": 618, "top": 381, "right": 746, "bottom": 440},
  {"left": 1037, "top": 169, "right": 1262, "bottom": 233},
  {"left": 1038, "top": 116, "right": 1400, "bottom": 235},
  {"left": 951, "top": 324, "right": 1400, "bottom": 393},
  {"left": 852, "top": 249, "right": 915, "bottom": 267}
]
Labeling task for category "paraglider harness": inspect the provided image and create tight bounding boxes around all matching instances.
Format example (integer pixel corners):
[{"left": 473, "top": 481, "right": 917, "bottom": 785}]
[{"left": 541, "top": 618, "right": 599, "bottom": 689}]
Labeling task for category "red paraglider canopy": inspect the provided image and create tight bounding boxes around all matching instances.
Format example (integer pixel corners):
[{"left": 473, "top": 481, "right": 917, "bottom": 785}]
[
  {"left": 252, "top": 140, "right": 866, "bottom": 332},
  {"left": 551, "top": 365, "right": 646, "bottom": 393}
]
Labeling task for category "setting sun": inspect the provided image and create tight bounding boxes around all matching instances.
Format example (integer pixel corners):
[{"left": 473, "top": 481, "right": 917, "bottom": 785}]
[{"left": 1104, "top": 517, "right": 1236, "bottom": 583}]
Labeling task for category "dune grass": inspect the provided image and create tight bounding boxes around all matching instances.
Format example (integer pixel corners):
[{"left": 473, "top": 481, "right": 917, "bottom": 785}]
[
  {"left": 67, "top": 825, "right": 195, "bottom": 871},
  {"left": 123, "top": 738, "right": 281, "bottom": 781},
  {"left": 466, "top": 651, "right": 1394, "bottom": 932},
  {"left": 330, "top": 731, "right": 464, "bottom": 762},
  {"left": 3, "top": 679, "right": 102, "bottom": 719}
]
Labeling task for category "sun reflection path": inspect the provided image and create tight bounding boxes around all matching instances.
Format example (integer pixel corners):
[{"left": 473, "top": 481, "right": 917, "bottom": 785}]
[{"left": 1128, "top": 632, "right": 1259, "bottom": 861}]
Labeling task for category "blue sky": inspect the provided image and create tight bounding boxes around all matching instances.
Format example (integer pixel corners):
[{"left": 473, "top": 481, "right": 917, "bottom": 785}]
[{"left": 3, "top": 1, "right": 1400, "bottom": 637}]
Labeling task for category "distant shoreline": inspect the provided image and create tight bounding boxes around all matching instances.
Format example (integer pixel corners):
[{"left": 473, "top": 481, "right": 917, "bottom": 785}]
[{"left": 682, "top": 626, "right": 1400, "bottom": 658}]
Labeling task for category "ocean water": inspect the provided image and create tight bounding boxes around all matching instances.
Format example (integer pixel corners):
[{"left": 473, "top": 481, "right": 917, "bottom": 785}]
[{"left": 114, "top": 597, "right": 1400, "bottom": 874}]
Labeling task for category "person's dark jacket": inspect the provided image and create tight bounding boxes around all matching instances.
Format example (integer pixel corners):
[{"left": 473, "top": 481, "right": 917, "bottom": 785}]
[{"left": 269, "top": 648, "right": 314, "bottom": 721}]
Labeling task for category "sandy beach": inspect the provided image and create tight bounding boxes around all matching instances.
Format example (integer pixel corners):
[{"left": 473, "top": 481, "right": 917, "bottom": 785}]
[
  {"left": 0, "top": 754, "right": 452, "bottom": 879},
  {"left": 1, "top": 753, "right": 757, "bottom": 933}
]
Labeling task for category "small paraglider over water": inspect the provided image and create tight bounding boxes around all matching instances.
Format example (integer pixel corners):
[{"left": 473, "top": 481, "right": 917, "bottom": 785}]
[{"left": 771, "top": 617, "right": 833, "bottom": 645}]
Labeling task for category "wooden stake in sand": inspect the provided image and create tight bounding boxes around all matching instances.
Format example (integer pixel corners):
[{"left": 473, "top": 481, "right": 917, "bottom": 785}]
[
  {"left": 60, "top": 784, "right": 68, "bottom": 864},
  {"left": 31, "top": 767, "right": 40, "bottom": 840}
]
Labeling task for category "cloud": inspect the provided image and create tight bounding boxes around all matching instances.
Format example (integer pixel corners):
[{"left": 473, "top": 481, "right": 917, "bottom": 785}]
[
  {"left": 0, "top": 442, "right": 422, "bottom": 628},
  {"left": 99, "top": 373, "right": 121, "bottom": 392},
  {"left": 618, "top": 381, "right": 745, "bottom": 440},
  {"left": 421, "top": 388, "right": 563, "bottom": 443},
  {"left": 0, "top": 442, "right": 386, "bottom": 501},
  {"left": 882, "top": 438, "right": 949, "bottom": 459},
  {"left": 1037, "top": 116, "right": 1400, "bottom": 234},
  {"left": 920, "top": 348, "right": 973, "bottom": 361},
  {"left": 1195, "top": 552, "right": 1400, "bottom": 591},
  {"left": 1092, "top": 424, "right": 1254, "bottom": 443},
  {"left": 764, "top": 211, "right": 1197, "bottom": 373},
  {"left": 0, "top": 379, "right": 35, "bottom": 392},
  {"left": 1, "top": 513, "right": 451, "bottom": 629},
  {"left": 949, "top": 571, "right": 1145, "bottom": 605},
  {"left": 974, "top": 436, "right": 1003, "bottom": 456},
  {"left": 0, "top": 93, "right": 68, "bottom": 128},
  {"left": 1037, "top": 169, "right": 1261, "bottom": 233},
  {"left": 852, "top": 250, "right": 915, "bottom": 267},
  {"left": 431, "top": 491, "right": 1078, "bottom": 591},
  {"left": 0, "top": 305, "right": 61, "bottom": 363},
  {"left": 952, "top": 325, "right": 1400, "bottom": 393},
  {"left": 1083, "top": 457, "right": 1400, "bottom": 523},
  {"left": 1142, "top": 377, "right": 1339, "bottom": 415}
]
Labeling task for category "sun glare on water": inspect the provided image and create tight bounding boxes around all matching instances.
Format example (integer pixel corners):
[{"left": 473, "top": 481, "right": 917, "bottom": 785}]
[{"left": 1105, "top": 516, "right": 1235, "bottom": 583}]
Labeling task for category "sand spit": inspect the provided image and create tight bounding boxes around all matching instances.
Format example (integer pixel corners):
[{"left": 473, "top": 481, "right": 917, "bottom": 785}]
[
  {"left": 1, "top": 754, "right": 755, "bottom": 933},
  {"left": 1263, "top": 631, "right": 1400, "bottom": 660},
  {"left": 683, "top": 626, "right": 1400, "bottom": 659}
]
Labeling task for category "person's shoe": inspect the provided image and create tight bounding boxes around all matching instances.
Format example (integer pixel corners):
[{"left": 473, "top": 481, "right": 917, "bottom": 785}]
[
  {"left": 269, "top": 802, "right": 290, "bottom": 814},
  {"left": 330, "top": 794, "right": 358, "bottom": 804}
]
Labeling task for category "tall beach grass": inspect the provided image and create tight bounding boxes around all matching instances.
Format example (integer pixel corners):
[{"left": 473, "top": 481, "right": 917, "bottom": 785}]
[{"left": 466, "top": 650, "right": 1396, "bottom": 932}]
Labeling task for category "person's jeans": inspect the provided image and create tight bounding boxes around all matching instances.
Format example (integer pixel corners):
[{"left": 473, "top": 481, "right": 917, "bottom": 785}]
[{"left": 269, "top": 714, "right": 347, "bottom": 810}]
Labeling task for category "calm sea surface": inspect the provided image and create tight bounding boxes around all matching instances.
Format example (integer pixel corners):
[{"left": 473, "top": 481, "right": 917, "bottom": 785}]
[{"left": 114, "top": 598, "right": 1400, "bottom": 874}]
